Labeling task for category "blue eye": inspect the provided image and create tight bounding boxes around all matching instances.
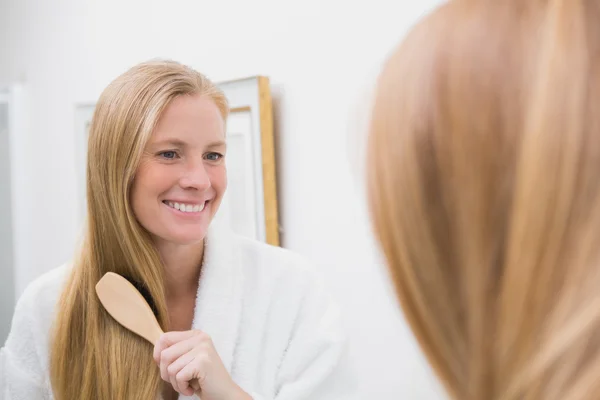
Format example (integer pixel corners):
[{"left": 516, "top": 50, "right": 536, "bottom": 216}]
[
  {"left": 206, "top": 152, "right": 223, "bottom": 161},
  {"left": 159, "top": 151, "right": 178, "bottom": 159}
]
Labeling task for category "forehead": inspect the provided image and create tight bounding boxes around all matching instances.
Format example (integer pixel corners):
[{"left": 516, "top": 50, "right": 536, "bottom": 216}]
[{"left": 151, "top": 94, "right": 225, "bottom": 144}]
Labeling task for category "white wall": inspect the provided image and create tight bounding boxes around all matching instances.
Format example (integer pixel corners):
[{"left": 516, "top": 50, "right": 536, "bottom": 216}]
[{"left": 0, "top": 0, "right": 447, "bottom": 398}]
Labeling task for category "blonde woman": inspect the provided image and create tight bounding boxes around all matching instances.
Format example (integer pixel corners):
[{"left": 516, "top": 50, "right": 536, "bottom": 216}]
[
  {"left": 0, "top": 60, "right": 354, "bottom": 400},
  {"left": 367, "top": 0, "right": 600, "bottom": 399}
]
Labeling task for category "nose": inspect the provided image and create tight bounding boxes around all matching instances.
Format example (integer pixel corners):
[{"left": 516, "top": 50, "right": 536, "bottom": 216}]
[{"left": 179, "top": 159, "right": 211, "bottom": 191}]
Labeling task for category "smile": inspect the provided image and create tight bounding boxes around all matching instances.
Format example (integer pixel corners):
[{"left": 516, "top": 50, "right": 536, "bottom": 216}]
[{"left": 162, "top": 200, "right": 206, "bottom": 213}]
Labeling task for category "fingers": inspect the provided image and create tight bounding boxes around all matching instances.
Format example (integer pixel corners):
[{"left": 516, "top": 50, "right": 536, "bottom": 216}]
[
  {"left": 153, "top": 330, "right": 201, "bottom": 363},
  {"left": 153, "top": 330, "right": 198, "bottom": 362},
  {"left": 153, "top": 330, "right": 213, "bottom": 396},
  {"left": 189, "top": 377, "right": 201, "bottom": 391},
  {"left": 167, "top": 351, "right": 197, "bottom": 394},
  {"left": 162, "top": 330, "right": 199, "bottom": 343},
  {"left": 159, "top": 337, "right": 198, "bottom": 381},
  {"left": 176, "top": 356, "right": 208, "bottom": 395}
]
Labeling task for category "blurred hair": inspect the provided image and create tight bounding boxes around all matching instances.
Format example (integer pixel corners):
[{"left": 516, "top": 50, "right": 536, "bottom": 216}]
[{"left": 367, "top": 1, "right": 600, "bottom": 399}]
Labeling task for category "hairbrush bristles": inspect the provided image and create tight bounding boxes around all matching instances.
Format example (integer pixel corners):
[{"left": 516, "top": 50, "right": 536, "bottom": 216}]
[{"left": 122, "top": 275, "right": 159, "bottom": 318}]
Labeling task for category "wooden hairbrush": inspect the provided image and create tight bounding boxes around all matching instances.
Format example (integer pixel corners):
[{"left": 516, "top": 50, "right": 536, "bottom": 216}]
[
  {"left": 95, "top": 272, "right": 202, "bottom": 394},
  {"left": 95, "top": 272, "right": 163, "bottom": 344}
]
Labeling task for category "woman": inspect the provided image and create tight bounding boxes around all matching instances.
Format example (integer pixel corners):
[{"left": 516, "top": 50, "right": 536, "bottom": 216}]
[
  {"left": 367, "top": 0, "right": 600, "bottom": 399},
  {"left": 0, "top": 60, "right": 354, "bottom": 399}
]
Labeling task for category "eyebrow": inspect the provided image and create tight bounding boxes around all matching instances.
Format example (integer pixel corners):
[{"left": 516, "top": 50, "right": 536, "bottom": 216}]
[
  {"left": 206, "top": 140, "right": 227, "bottom": 148},
  {"left": 152, "top": 139, "right": 188, "bottom": 148},
  {"left": 151, "top": 139, "right": 226, "bottom": 148}
]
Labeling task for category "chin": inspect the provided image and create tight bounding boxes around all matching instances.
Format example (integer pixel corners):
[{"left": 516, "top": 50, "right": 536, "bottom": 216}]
[{"left": 171, "top": 230, "right": 208, "bottom": 245}]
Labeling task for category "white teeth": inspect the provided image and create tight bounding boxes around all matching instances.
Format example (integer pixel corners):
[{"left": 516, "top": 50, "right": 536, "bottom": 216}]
[{"left": 165, "top": 201, "right": 205, "bottom": 213}]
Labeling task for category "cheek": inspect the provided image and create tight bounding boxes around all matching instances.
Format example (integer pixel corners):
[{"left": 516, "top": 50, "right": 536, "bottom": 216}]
[
  {"left": 130, "top": 163, "right": 174, "bottom": 209},
  {"left": 210, "top": 166, "right": 228, "bottom": 195},
  {"left": 135, "top": 164, "right": 174, "bottom": 192},
  {"left": 131, "top": 168, "right": 151, "bottom": 215}
]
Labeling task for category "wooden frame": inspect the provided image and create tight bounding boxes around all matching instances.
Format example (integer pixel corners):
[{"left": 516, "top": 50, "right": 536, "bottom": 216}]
[{"left": 216, "top": 76, "right": 280, "bottom": 246}]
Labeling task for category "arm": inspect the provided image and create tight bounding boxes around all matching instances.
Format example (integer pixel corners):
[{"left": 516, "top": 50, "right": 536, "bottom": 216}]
[{"left": 1, "top": 285, "right": 52, "bottom": 400}]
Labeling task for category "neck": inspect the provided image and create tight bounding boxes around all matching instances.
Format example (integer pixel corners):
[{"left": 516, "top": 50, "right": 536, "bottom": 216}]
[{"left": 154, "top": 239, "right": 204, "bottom": 300}]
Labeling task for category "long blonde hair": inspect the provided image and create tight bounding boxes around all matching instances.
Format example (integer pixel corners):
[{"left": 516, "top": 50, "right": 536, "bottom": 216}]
[
  {"left": 49, "top": 59, "right": 228, "bottom": 399},
  {"left": 367, "top": 1, "right": 600, "bottom": 399}
]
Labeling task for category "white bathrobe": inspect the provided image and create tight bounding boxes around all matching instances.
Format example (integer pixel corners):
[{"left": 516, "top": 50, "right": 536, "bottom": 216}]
[{"left": 0, "top": 223, "right": 357, "bottom": 400}]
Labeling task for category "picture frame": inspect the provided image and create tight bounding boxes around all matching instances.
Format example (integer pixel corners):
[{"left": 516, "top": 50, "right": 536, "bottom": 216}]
[
  {"left": 215, "top": 76, "right": 280, "bottom": 246},
  {"left": 74, "top": 76, "right": 280, "bottom": 246}
]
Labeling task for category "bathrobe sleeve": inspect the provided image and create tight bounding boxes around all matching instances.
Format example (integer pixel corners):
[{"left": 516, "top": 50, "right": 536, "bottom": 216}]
[
  {"left": 249, "top": 270, "right": 358, "bottom": 400},
  {"left": 1, "top": 280, "right": 53, "bottom": 400}
]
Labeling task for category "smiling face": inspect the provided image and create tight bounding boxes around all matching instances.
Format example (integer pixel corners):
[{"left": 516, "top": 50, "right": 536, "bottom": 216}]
[{"left": 130, "top": 94, "right": 227, "bottom": 246}]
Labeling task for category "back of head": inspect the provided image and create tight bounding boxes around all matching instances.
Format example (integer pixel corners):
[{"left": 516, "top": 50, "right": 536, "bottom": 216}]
[
  {"left": 367, "top": 1, "right": 600, "bottom": 399},
  {"left": 50, "top": 59, "right": 227, "bottom": 399}
]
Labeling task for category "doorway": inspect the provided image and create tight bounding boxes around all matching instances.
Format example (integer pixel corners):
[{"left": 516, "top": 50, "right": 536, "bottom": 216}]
[{"left": 0, "top": 91, "right": 15, "bottom": 345}]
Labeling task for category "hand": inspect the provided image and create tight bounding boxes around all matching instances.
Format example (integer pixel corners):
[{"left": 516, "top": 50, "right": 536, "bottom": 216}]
[{"left": 153, "top": 330, "right": 252, "bottom": 400}]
